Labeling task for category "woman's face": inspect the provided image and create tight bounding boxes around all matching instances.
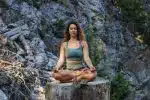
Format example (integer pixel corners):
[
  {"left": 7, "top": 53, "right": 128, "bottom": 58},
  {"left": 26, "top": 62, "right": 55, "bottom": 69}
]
[{"left": 69, "top": 24, "right": 77, "bottom": 37}]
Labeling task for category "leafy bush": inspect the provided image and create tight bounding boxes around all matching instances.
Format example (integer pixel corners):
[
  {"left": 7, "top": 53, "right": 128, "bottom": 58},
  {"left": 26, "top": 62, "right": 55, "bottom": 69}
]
[
  {"left": 84, "top": 24, "right": 101, "bottom": 66},
  {"left": 115, "top": 0, "right": 150, "bottom": 45},
  {"left": 111, "top": 72, "right": 131, "bottom": 100},
  {"left": 115, "top": 0, "right": 146, "bottom": 22}
]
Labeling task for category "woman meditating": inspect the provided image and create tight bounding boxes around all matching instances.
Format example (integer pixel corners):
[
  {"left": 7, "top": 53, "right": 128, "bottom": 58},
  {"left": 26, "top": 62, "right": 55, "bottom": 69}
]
[{"left": 52, "top": 21, "right": 97, "bottom": 83}]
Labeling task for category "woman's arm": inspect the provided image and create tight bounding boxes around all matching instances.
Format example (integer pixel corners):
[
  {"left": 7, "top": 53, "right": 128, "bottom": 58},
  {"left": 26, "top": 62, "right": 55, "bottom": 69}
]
[
  {"left": 54, "top": 42, "right": 65, "bottom": 70},
  {"left": 82, "top": 40, "right": 95, "bottom": 69}
]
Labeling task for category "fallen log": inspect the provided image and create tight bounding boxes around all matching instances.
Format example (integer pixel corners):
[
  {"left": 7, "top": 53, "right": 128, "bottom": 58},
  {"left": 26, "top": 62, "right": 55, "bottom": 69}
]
[{"left": 45, "top": 77, "right": 110, "bottom": 100}]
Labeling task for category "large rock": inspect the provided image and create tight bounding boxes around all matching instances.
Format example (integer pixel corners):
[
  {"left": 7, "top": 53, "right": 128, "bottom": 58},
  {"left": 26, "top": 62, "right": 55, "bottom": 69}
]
[
  {"left": 0, "top": 90, "right": 8, "bottom": 100},
  {"left": 45, "top": 78, "right": 110, "bottom": 100}
]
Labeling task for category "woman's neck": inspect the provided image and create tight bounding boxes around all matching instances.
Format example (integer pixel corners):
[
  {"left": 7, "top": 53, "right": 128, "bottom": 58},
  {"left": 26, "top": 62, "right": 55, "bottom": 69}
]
[{"left": 69, "top": 37, "right": 78, "bottom": 42}]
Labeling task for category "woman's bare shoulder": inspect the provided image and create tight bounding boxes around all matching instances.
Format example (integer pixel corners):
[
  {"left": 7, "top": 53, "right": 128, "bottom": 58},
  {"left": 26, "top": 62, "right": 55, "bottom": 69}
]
[
  {"left": 81, "top": 40, "right": 88, "bottom": 47},
  {"left": 61, "top": 42, "right": 67, "bottom": 48}
]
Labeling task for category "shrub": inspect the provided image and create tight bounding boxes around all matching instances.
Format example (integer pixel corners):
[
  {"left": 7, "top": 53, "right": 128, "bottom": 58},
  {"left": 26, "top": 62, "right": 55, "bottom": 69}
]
[
  {"left": 111, "top": 72, "right": 131, "bottom": 100},
  {"left": 84, "top": 24, "right": 101, "bottom": 66},
  {"left": 114, "top": 0, "right": 150, "bottom": 45}
]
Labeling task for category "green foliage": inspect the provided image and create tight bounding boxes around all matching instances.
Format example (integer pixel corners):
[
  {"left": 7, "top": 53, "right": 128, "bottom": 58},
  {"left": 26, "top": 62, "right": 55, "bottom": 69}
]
[
  {"left": 115, "top": 0, "right": 150, "bottom": 45},
  {"left": 116, "top": 0, "right": 146, "bottom": 22},
  {"left": 91, "top": 42, "right": 101, "bottom": 66},
  {"left": 84, "top": 24, "right": 101, "bottom": 66},
  {"left": 111, "top": 73, "right": 131, "bottom": 100},
  {"left": 84, "top": 23, "right": 109, "bottom": 77}
]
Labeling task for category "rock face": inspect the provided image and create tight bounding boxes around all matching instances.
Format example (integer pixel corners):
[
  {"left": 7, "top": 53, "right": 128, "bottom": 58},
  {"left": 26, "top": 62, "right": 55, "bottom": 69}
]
[
  {"left": 0, "top": 90, "right": 8, "bottom": 100},
  {"left": 45, "top": 78, "right": 110, "bottom": 100}
]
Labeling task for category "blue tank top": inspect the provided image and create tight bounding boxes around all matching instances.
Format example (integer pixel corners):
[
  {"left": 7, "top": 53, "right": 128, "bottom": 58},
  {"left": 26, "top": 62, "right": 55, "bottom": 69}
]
[{"left": 65, "top": 41, "right": 83, "bottom": 61}]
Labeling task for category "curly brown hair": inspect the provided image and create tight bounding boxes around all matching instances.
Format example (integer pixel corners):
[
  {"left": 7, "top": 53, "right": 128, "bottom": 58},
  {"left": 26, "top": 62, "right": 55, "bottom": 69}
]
[
  {"left": 56, "top": 21, "right": 85, "bottom": 56},
  {"left": 63, "top": 20, "right": 85, "bottom": 42}
]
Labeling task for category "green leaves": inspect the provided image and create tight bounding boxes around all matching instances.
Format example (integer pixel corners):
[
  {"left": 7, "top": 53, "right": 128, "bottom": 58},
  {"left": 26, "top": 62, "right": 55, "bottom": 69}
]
[
  {"left": 111, "top": 73, "right": 131, "bottom": 100},
  {"left": 116, "top": 0, "right": 145, "bottom": 22},
  {"left": 84, "top": 24, "right": 100, "bottom": 66},
  {"left": 115, "top": 0, "right": 150, "bottom": 45}
]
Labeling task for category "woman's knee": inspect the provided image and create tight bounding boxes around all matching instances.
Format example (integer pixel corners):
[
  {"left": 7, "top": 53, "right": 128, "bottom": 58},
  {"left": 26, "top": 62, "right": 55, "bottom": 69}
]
[
  {"left": 85, "top": 73, "right": 96, "bottom": 81},
  {"left": 53, "top": 72, "right": 62, "bottom": 80},
  {"left": 53, "top": 71, "right": 73, "bottom": 81}
]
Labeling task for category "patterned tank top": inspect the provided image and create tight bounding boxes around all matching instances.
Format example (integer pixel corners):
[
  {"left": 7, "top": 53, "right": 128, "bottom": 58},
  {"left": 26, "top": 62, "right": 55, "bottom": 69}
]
[{"left": 65, "top": 41, "right": 84, "bottom": 70}]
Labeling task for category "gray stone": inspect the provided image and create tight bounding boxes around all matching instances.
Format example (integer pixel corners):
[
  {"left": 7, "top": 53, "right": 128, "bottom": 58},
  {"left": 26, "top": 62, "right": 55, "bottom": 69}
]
[
  {"left": 124, "top": 71, "right": 139, "bottom": 86},
  {"left": 35, "top": 53, "right": 48, "bottom": 68},
  {"left": 45, "top": 58, "right": 57, "bottom": 71},
  {"left": 4, "top": 24, "right": 28, "bottom": 37},
  {"left": 0, "top": 90, "right": 8, "bottom": 100}
]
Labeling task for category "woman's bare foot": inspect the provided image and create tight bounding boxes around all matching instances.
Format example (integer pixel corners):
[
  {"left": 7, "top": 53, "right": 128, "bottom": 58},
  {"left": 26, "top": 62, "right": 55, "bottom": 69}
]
[{"left": 50, "top": 78, "right": 60, "bottom": 84}]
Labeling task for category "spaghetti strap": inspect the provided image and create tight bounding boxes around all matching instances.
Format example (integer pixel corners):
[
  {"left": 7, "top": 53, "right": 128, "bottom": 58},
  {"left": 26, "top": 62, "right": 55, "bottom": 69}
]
[
  {"left": 79, "top": 41, "right": 82, "bottom": 48},
  {"left": 66, "top": 41, "right": 68, "bottom": 49},
  {"left": 65, "top": 41, "right": 68, "bottom": 58}
]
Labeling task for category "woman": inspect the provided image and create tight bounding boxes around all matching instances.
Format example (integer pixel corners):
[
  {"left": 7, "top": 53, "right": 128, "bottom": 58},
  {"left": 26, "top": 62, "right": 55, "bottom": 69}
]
[{"left": 52, "top": 21, "right": 96, "bottom": 83}]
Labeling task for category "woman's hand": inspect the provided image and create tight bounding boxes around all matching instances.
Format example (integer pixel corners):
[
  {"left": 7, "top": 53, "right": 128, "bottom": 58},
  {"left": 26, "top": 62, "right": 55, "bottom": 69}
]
[
  {"left": 53, "top": 67, "right": 59, "bottom": 73},
  {"left": 82, "top": 67, "right": 96, "bottom": 72},
  {"left": 89, "top": 67, "right": 96, "bottom": 72}
]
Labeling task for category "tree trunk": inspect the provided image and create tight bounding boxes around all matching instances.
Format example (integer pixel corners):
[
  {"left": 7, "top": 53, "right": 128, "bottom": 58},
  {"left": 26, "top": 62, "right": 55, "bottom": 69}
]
[{"left": 45, "top": 78, "right": 110, "bottom": 100}]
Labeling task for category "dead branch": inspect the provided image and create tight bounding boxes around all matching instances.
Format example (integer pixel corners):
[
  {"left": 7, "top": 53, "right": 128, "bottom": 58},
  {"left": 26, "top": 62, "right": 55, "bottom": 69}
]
[{"left": 19, "top": 35, "right": 33, "bottom": 56}]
